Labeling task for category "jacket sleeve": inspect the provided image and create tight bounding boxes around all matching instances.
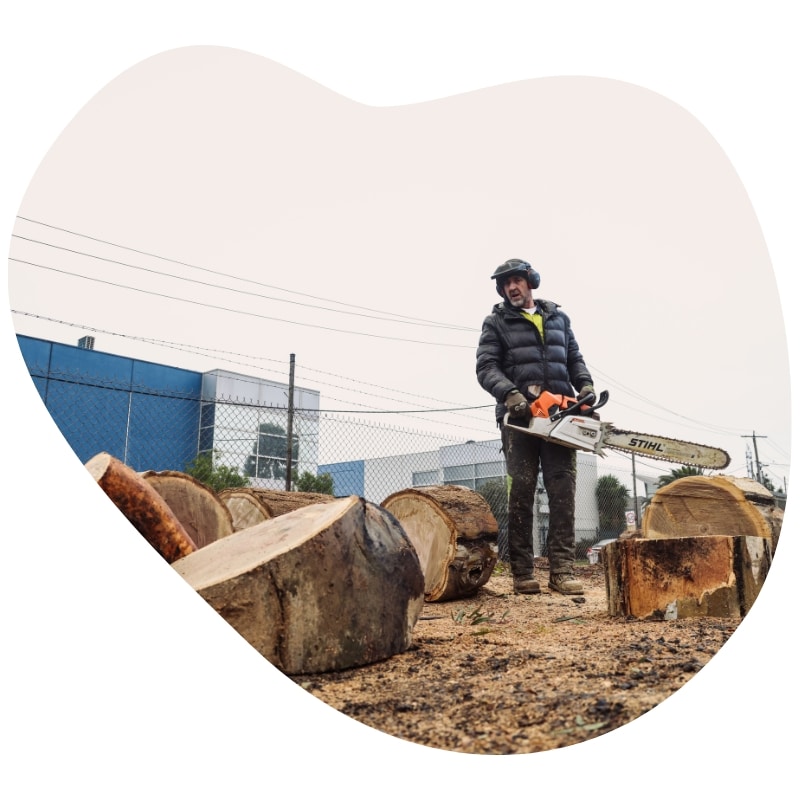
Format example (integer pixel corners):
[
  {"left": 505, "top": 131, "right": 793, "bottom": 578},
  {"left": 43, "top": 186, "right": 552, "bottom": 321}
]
[{"left": 476, "top": 314, "right": 517, "bottom": 402}]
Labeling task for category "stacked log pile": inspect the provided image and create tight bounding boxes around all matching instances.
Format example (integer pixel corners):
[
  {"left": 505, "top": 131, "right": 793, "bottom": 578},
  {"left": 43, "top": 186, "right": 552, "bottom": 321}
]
[
  {"left": 604, "top": 474, "right": 780, "bottom": 620},
  {"left": 85, "top": 453, "right": 490, "bottom": 673},
  {"left": 640, "top": 474, "right": 782, "bottom": 554}
]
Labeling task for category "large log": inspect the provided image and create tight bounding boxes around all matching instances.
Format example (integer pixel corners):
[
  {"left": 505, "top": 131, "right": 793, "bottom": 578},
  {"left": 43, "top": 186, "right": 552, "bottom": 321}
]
[
  {"left": 140, "top": 470, "right": 234, "bottom": 548},
  {"left": 218, "top": 487, "right": 338, "bottom": 531},
  {"left": 603, "top": 535, "right": 771, "bottom": 619},
  {"left": 172, "top": 495, "right": 425, "bottom": 674},
  {"left": 641, "top": 475, "right": 782, "bottom": 554},
  {"left": 381, "top": 484, "right": 498, "bottom": 602},
  {"left": 84, "top": 452, "right": 198, "bottom": 562}
]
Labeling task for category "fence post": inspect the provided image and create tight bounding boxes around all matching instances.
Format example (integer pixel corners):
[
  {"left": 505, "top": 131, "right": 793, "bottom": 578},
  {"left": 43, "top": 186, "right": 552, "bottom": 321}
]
[{"left": 285, "top": 353, "right": 295, "bottom": 490}]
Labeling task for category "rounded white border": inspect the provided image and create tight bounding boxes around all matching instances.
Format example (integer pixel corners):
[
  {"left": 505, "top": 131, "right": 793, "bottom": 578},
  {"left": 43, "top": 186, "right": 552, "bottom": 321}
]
[{"left": 2, "top": 3, "right": 796, "bottom": 795}]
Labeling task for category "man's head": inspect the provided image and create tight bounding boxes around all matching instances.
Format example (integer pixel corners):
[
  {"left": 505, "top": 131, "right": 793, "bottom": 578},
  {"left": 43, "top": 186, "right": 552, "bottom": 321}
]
[{"left": 490, "top": 259, "right": 540, "bottom": 308}]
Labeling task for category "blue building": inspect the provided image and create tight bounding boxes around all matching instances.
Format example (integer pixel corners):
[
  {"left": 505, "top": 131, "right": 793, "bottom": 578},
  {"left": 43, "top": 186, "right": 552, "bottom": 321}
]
[{"left": 16, "top": 334, "right": 320, "bottom": 481}]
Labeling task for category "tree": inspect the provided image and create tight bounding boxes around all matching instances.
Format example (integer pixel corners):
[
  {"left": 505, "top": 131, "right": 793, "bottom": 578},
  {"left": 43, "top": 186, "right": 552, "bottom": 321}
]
[
  {"left": 243, "top": 422, "right": 299, "bottom": 481},
  {"left": 657, "top": 465, "right": 705, "bottom": 488},
  {"left": 293, "top": 470, "right": 334, "bottom": 494},
  {"left": 184, "top": 450, "right": 249, "bottom": 493},
  {"left": 595, "top": 474, "right": 629, "bottom": 537}
]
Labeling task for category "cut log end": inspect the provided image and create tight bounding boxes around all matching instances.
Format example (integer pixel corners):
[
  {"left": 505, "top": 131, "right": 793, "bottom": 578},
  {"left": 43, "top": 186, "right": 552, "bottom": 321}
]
[
  {"left": 382, "top": 485, "right": 498, "bottom": 602},
  {"left": 140, "top": 470, "right": 234, "bottom": 548}
]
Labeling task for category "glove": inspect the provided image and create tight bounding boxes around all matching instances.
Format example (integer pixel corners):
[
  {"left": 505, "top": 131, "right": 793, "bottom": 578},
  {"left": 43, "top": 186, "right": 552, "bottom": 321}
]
[
  {"left": 577, "top": 384, "right": 595, "bottom": 402},
  {"left": 504, "top": 389, "right": 529, "bottom": 418}
]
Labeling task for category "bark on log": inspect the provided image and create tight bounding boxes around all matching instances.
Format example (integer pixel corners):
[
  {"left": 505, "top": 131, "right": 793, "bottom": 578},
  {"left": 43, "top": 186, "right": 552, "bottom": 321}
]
[
  {"left": 172, "top": 495, "right": 425, "bottom": 674},
  {"left": 219, "top": 488, "right": 338, "bottom": 530},
  {"left": 641, "top": 475, "right": 782, "bottom": 554},
  {"left": 381, "top": 484, "right": 498, "bottom": 602},
  {"left": 140, "top": 470, "right": 234, "bottom": 549},
  {"left": 603, "top": 535, "right": 771, "bottom": 619},
  {"left": 84, "top": 452, "right": 198, "bottom": 563}
]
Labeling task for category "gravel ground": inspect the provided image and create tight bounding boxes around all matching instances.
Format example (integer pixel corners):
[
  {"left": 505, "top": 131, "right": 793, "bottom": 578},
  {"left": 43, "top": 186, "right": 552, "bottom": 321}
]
[{"left": 289, "top": 559, "right": 740, "bottom": 755}]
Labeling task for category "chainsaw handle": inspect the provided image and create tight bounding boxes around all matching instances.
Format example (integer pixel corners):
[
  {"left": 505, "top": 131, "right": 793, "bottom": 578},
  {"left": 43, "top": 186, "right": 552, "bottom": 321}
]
[
  {"left": 589, "top": 390, "right": 610, "bottom": 412},
  {"left": 550, "top": 389, "right": 609, "bottom": 421},
  {"left": 580, "top": 390, "right": 609, "bottom": 414}
]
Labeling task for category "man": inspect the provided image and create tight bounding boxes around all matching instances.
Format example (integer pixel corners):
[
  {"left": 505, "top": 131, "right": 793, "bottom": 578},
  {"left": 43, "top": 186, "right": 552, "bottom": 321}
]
[{"left": 476, "top": 258, "right": 595, "bottom": 595}]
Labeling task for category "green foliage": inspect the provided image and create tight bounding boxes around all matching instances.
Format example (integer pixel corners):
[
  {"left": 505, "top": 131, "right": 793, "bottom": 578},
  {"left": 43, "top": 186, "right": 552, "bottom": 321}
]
[
  {"left": 184, "top": 450, "right": 249, "bottom": 493},
  {"left": 477, "top": 477, "right": 509, "bottom": 527},
  {"left": 292, "top": 470, "right": 335, "bottom": 494},
  {"left": 657, "top": 465, "right": 705, "bottom": 487},
  {"left": 595, "top": 473, "right": 629, "bottom": 536},
  {"left": 760, "top": 474, "right": 776, "bottom": 492}
]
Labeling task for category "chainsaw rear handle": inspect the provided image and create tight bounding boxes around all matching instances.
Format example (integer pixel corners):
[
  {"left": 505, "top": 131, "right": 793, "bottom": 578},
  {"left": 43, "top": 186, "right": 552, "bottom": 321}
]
[{"left": 548, "top": 389, "right": 609, "bottom": 422}]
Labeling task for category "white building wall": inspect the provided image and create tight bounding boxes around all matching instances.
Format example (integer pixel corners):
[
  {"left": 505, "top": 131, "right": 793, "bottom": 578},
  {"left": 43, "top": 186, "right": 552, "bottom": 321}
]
[
  {"left": 359, "top": 439, "right": 600, "bottom": 546},
  {"left": 575, "top": 452, "right": 600, "bottom": 539},
  {"left": 363, "top": 449, "right": 441, "bottom": 503},
  {"left": 200, "top": 368, "right": 320, "bottom": 489}
]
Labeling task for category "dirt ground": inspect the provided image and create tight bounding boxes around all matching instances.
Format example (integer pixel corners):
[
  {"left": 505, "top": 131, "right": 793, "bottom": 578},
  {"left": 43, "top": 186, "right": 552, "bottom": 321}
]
[{"left": 288, "top": 558, "right": 740, "bottom": 756}]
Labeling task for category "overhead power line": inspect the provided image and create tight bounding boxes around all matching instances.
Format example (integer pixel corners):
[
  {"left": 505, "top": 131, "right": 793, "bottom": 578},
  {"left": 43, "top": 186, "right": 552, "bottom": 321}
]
[
  {"left": 10, "top": 217, "right": 789, "bottom": 455},
  {"left": 14, "top": 216, "right": 475, "bottom": 331},
  {"left": 10, "top": 311, "right": 495, "bottom": 434},
  {"left": 9, "top": 258, "right": 475, "bottom": 349}
]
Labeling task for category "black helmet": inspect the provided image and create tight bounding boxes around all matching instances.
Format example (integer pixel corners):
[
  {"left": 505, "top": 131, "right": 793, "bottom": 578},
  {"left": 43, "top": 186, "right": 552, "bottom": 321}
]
[{"left": 491, "top": 259, "right": 540, "bottom": 296}]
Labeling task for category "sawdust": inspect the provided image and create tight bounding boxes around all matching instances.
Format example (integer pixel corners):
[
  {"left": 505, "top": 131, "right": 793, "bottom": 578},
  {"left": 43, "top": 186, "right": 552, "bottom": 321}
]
[{"left": 289, "top": 559, "right": 739, "bottom": 755}]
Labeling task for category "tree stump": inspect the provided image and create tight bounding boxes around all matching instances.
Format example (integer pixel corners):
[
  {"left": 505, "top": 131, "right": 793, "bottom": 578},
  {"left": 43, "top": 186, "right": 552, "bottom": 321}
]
[
  {"left": 603, "top": 535, "right": 771, "bottom": 619},
  {"left": 381, "top": 484, "right": 498, "bottom": 602},
  {"left": 172, "top": 495, "right": 425, "bottom": 675},
  {"left": 218, "top": 487, "right": 337, "bottom": 530},
  {"left": 84, "top": 452, "right": 197, "bottom": 563},
  {"left": 641, "top": 475, "right": 782, "bottom": 555},
  {"left": 140, "top": 470, "right": 235, "bottom": 548}
]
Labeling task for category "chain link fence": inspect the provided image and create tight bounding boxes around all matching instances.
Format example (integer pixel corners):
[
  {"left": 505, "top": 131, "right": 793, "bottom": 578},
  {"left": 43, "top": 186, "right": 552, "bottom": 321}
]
[{"left": 33, "top": 367, "right": 649, "bottom": 562}]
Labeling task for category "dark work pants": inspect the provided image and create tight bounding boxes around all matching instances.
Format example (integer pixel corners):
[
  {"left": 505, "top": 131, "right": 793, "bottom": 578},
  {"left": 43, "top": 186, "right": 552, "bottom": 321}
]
[{"left": 501, "top": 423, "right": 578, "bottom": 577}]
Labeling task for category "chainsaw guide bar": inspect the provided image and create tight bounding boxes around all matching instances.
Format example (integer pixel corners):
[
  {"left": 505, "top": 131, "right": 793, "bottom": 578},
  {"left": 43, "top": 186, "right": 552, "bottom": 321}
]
[
  {"left": 602, "top": 428, "right": 731, "bottom": 470},
  {"left": 504, "top": 389, "right": 731, "bottom": 470}
]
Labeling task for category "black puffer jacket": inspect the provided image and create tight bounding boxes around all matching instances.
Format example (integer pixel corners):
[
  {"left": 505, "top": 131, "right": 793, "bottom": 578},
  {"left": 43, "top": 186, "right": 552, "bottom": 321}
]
[{"left": 476, "top": 298, "right": 593, "bottom": 424}]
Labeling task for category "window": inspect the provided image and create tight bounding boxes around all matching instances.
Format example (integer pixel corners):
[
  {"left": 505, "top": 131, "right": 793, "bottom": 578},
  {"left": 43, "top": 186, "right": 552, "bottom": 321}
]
[
  {"left": 442, "top": 461, "right": 506, "bottom": 490},
  {"left": 412, "top": 469, "right": 440, "bottom": 486}
]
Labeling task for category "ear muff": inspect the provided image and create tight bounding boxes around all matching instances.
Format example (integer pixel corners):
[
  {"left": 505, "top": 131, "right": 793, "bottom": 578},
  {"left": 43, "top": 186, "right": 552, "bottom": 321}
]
[{"left": 493, "top": 259, "right": 540, "bottom": 295}]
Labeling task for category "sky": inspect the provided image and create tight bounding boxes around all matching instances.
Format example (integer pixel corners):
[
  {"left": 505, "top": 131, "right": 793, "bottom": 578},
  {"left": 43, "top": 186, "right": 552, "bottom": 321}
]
[
  {"left": 2, "top": 2, "right": 798, "bottom": 796},
  {"left": 5, "top": 47, "right": 791, "bottom": 486}
]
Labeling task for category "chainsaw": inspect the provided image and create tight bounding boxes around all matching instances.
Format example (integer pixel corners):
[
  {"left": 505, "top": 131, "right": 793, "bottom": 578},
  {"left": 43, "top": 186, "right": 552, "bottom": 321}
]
[{"left": 504, "top": 389, "right": 731, "bottom": 470}]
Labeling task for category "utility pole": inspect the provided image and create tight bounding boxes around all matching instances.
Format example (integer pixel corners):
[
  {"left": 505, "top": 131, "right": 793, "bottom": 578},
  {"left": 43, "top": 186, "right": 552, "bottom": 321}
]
[
  {"left": 631, "top": 453, "right": 640, "bottom": 530},
  {"left": 742, "top": 431, "right": 767, "bottom": 484},
  {"left": 285, "top": 353, "right": 296, "bottom": 491}
]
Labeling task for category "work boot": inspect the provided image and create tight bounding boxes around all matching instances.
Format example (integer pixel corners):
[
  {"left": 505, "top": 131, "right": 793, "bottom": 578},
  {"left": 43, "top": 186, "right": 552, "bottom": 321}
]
[
  {"left": 513, "top": 575, "right": 541, "bottom": 594},
  {"left": 548, "top": 573, "right": 584, "bottom": 595}
]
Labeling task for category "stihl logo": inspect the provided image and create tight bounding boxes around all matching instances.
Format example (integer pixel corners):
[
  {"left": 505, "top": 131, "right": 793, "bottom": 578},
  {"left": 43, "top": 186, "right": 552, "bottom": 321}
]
[{"left": 627, "top": 437, "right": 665, "bottom": 453}]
